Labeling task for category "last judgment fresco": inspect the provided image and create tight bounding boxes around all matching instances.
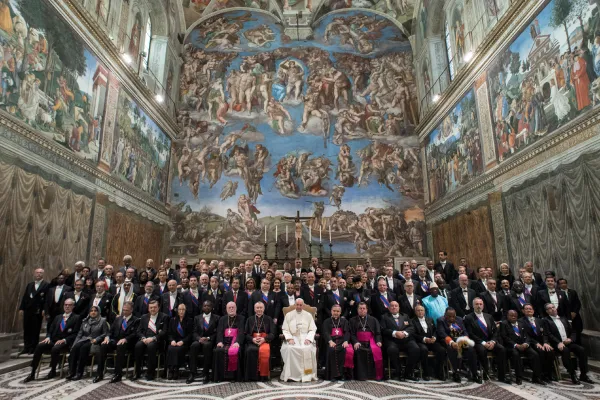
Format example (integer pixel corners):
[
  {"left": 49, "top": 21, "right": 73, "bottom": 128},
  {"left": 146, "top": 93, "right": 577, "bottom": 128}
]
[{"left": 171, "top": 10, "right": 425, "bottom": 259}]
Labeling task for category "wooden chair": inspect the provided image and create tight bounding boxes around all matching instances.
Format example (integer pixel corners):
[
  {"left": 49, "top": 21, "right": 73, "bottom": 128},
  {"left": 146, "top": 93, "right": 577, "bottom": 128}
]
[{"left": 36, "top": 351, "right": 68, "bottom": 379}]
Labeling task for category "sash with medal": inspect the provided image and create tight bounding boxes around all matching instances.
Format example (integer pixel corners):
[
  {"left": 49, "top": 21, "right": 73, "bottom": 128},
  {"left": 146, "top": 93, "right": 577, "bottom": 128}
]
[
  {"left": 121, "top": 318, "right": 128, "bottom": 331},
  {"left": 261, "top": 293, "right": 269, "bottom": 304},
  {"left": 512, "top": 324, "right": 520, "bottom": 336},
  {"left": 379, "top": 294, "right": 390, "bottom": 309},
  {"left": 60, "top": 317, "right": 67, "bottom": 332}
]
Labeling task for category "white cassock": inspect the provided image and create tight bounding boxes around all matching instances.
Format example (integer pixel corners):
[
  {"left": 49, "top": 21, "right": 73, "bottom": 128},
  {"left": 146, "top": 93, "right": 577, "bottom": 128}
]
[{"left": 280, "top": 310, "right": 318, "bottom": 382}]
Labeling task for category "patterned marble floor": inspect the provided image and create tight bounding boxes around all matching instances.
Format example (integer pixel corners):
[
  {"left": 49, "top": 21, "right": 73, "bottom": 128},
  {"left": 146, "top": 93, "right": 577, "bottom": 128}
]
[{"left": 0, "top": 367, "right": 599, "bottom": 400}]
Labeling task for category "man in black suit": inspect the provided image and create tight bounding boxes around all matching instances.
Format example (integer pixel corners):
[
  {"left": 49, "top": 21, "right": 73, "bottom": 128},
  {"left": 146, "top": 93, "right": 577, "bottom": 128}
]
[
  {"left": 133, "top": 300, "right": 169, "bottom": 381},
  {"left": 380, "top": 301, "right": 419, "bottom": 381},
  {"left": 161, "top": 279, "right": 182, "bottom": 318},
  {"left": 19, "top": 268, "right": 49, "bottom": 355},
  {"left": 321, "top": 277, "right": 348, "bottom": 319},
  {"left": 134, "top": 282, "right": 159, "bottom": 318},
  {"left": 450, "top": 274, "right": 475, "bottom": 317},
  {"left": 558, "top": 278, "right": 583, "bottom": 344},
  {"left": 470, "top": 267, "right": 489, "bottom": 295},
  {"left": 434, "top": 251, "right": 456, "bottom": 283},
  {"left": 90, "top": 257, "right": 107, "bottom": 281},
  {"left": 109, "top": 272, "right": 125, "bottom": 297},
  {"left": 153, "top": 270, "right": 168, "bottom": 297},
  {"left": 64, "top": 279, "right": 90, "bottom": 316},
  {"left": 436, "top": 308, "right": 479, "bottom": 383},
  {"left": 414, "top": 266, "right": 432, "bottom": 298},
  {"left": 44, "top": 274, "right": 72, "bottom": 332},
  {"left": 522, "top": 272, "right": 539, "bottom": 304},
  {"left": 118, "top": 255, "right": 138, "bottom": 280},
  {"left": 24, "top": 299, "right": 80, "bottom": 382},
  {"left": 398, "top": 280, "right": 421, "bottom": 318},
  {"left": 183, "top": 276, "right": 203, "bottom": 319},
  {"left": 412, "top": 304, "right": 445, "bottom": 380},
  {"left": 187, "top": 300, "right": 219, "bottom": 384},
  {"left": 66, "top": 261, "right": 85, "bottom": 287},
  {"left": 383, "top": 265, "right": 405, "bottom": 298},
  {"left": 500, "top": 309, "right": 545, "bottom": 385},
  {"left": 164, "top": 258, "right": 179, "bottom": 283},
  {"left": 506, "top": 281, "right": 532, "bottom": 318},
  {"left": 480, "top": 279, "right": 505, "bottom": 321},
  {"left": 99, "top": 301, "right": 139, "bottom": 383},
  {"left": 543, "top": 303, "right": 593, "bottom": 384},
  {"left": 202, "top": 276, "right": 223, "bottom": 316},
  {"left": 275, "top": 282, "right": 298, "bottom": 326},
  {"left": 524, "top": 261, "right": 544, "bottom": 287},
  {"left": 90, "top": 280, "right": 113, "bottom": 319},
  {"left": 300, "top": 272, "right": 324, "bottom": 308},
  {"left": 537, "top": 276, "right": 570, "bottom": 318},
  {"left": 252, "top": 254, "right": 264, "bottom": 278},
  {"left": 371, "top": 279, "right": 396, "bottom": 321},
  {"left": 240, "top": 260, "right": 255, "bottom": 289},
  {"left": 142, "top": 259, "right": 157, "bottom": 282},
  {"left": 464, "top": 298, "right": 508, "bottom": 383},
  {"left": 519, "top": 303, "right": 556, "bottom": 382},
  {"left": 250, "top": 279, "right": 277, "bottom": 319},
  {"left": 364, "top": 267, "right": 377, "bottom": 293},
  {"left": 290, "top": 258, "right": 305, "bottom": 278},
  {"left": 222, "top": 277, "right": 248, "bottom": 318}
]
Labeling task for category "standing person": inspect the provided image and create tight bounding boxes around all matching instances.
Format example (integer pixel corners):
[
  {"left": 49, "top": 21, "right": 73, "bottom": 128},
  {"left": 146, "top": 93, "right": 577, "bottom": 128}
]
[
  {"left": 100, "top": 301, "right": 139, "bottom": 383},
  {"left": 558, "top": 279, "right": 583, "bottom": 344},
  {"left": 322, "top": 304, "right": 353, "bottom": 381},
  {"left": 571, "top": 51, "right": 591, "bottom": 111},
  {"left": 434, "top": 251, "right": 456, "bottom": 282},
  {"left": 45, "top": 274, "right": 71, "bottom": 332},
  {"left": 65, "top": 305, "right": 108, "bottom": 381},
  {"left": 19, "top": 268, "right": 49, "bottom": 355},
  {"left": 244, "top": 302, "right": 276, "bottom": 381},
  {"left": 213, "top": 302, "right": 245, "bottom": 382},
  {"left": 166, "top": 304, "right": 193, "bottom": 380},
  {"left": 65, "top": 280, "right": 90, "bottom": 316},
  {"left": 187, "top": 301, "right": 218, "bottom": 384}
]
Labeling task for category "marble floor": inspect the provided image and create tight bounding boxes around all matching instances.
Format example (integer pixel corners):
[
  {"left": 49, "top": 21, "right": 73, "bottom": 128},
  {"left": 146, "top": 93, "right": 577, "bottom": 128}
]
[{"left": 0, "top": 367, "right": 599, "bottom": 400}]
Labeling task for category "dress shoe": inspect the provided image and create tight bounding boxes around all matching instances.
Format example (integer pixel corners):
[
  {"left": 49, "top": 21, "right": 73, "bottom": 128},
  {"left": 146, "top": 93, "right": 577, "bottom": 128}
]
[
  {"left": 72, "top": 374, "right": 83, "bottom": 381},
  {"left": 186, "top": 375, "right": 195, "bottom": 384},
  {"left": 579, "top": 375, "right": 594, "bottom": 384},
  {"left": 482, "top": 371, "right": 491, "bottom": 381},
  {"left": 130, "top": 374, "right": 140, "bottom": 381},
  {"left": 422, "top": 375, "right": 431, "bottom": 381},
  {"left": 110, "top": 375, "right": 122, "bottom": 383},
  {"left": 502, "top": 377, "right": 512, "bottom": 385},
  {"left": 173, "top": 370, "right": 180, "bottom": 380},
  {"left": 472, "top": 374, "right": 483, "bottom": 384},
  {"left": 515, "top": 378, "right": 522, "bottom": 385},
  {"left": 23, "top": 375, "right": 34, "bottom": 383},
  {"left": 145, "top": 374, "right": 154, "bottom": 381},
  {"left": 453, "top": 372, "right": 461, "bottom": 383},
  {"left": 93, "top": 375, "right": 103, "bottom": 383},
  {"left": 45, "top": 370, "right": 56, "bottom": 380},
  {"left": 532, "top": 378, "right": 546, "bottom": 385},
  {"left": 570, "top": 372, "right": 580, "bottom": 384},
  {"left": 65, "top": 374, "right": 75, "bottom": 381},
  {"left": 405, "top": 374, "right": 419, "bottom": 382},
  {"left": 203, "top": 376, "right": 211, "bottom": 384}
]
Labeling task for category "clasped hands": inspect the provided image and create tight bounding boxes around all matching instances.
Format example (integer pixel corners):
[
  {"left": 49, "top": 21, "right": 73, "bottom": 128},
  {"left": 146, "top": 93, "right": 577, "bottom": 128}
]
[{"left": 287, "top": 339, "right": 311, "bottom": 345}]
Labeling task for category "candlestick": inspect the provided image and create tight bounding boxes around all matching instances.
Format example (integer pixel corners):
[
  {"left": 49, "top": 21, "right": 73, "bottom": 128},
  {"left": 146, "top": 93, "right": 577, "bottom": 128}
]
[
  {"left": 319, "top": 226, "right": 322, "bottom": 243},
  {"left": 319, "top": 242, "right": 323, "bottom": 262},
  {"left": 329, "top": 242, "right": 333, "bottom": 260},
  {"left": 275, "top": 225, "right": 278, "bottom": 243},
  {"left": 286, "top": 225, "right": 288, "bottom": 243},
  {"left": 329, "top": 224, "right": 332, "bottom": 243},
  {"left": 309, "top": 241, "right": 313, "bottom": 259},
  {"left": 265, "top": 225, "right": 267, "bottom": 242},
  {"left": 264, "top": 241, "right": 268, "bottom": 260},
  {"left": 309, "top": 226, "right": 312, "bottom": 243}
]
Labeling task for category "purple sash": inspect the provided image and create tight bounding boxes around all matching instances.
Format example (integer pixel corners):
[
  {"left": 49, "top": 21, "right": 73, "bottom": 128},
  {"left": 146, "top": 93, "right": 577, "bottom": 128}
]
[
  {"left": 144, "top": 296, "right": 149, "bottom": 305},
  {"left": 357, "top": 331, "right": 383, "bottom": 380},
  {"left": 225, "top": 328, "right": 239, "bottom": 371},
  {"left": 121, "top": 319, "right": 128, "bottom": 331},
  {"left": 203, "top": 318, "right": 209, "bottom": 329},
  {"left": 530, "top": 322, "right": 538, "bottom": 335},
  {"left": 223, "top": 282, "right": 230, "bottom": 291},
  {"left": 191, "top": 293, "right": 198, "bottom": 306},
  {"left": 60, "top": 318, "right": 66, "bottom": 332},
  {"left": 476, "top": 318, "right": 488, "bottom": 338}
]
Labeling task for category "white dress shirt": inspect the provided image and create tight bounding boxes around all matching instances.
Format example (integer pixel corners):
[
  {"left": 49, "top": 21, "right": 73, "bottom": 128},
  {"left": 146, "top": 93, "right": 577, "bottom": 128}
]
[
  {"left": 406, "top": 294, "right": 414, "bottom": 308},
  {"left": 418, "top": 317, "right": 428, "bottom": 335},
  {"left": 169, "top": 291, "right": 177, "bottom": 309},
  {"left": 391, "top": 313, "right": 408, "bottom": 338},
  {"left": 461, "top": 288, "right": 470, "bottom": 310},
  {"left": 551, "top": 316, "right": 567, "bottom": 341},
  {"left": 549, "top": 290, "right": 559, "bottom": 308},
  {"left": 54, "top": 285, "right": 64, "bottom": 303}
]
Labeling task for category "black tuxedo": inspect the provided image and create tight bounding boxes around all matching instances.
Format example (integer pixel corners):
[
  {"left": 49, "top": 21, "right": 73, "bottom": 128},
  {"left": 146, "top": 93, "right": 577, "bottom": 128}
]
[
  {"left": 164, "top": 268, "right": 180, "bottom": 283},
  {"left": 499, "top": 319, "right": 542, "bottom": 379},
  {"left": 182, "top": 290, "right": 203, "bottom": 319},
  {"left": 449, "top": 287, "right": 476, "bottom": 317},
  {"left": 522, "top": 284, "right": 539, "bottom": 303},
  {"left": 30, "top": 313, "right": 81, "bottom": 375},
  {"left": 537, "top": 289, "right": 570, "bottom": 318},
  {"left": 201, "top": 287, "right": 223, "bottom": 316},
  {"left": 290, "top": 268, "right": 306, "bottom": 278},
  {"left": 98, "top": 315, "right": 139, "bottom": 376},
  {"left": 480, "top": 291, "right": 506, "bottom": 321},
  {"left": 135, "top": 312, "right": 169, "bottom": 376},
  {"left": 161, "top": 291, "right": 183, "bottom": 318},
  {"left": 398, "top": 293, "right": 421, "bottom": 318},
  {"left": 249, "top": 291, "right": 277, "bottom": 318},
  {"left": 90, "top": 269, "right": 105, "bottom": 281},
  {"left": 110, "top": 292, "right": 137, "bottom": 323},
  {"left": 45, "top": 285, "right": 72, "bottom": 323},
  {"left": 152, "top": 282, "right": 169, "bottom": 298},
  {"left": 322, "top": 289, "right": 348, "bottom": 319},
  {"left": 411, "top": 316, "right": 446, "bottom": 378},
  {"left": 380, "top": 313, "right": 419, "bottom": 379},
  {"left": 65, "top": 272, "right": 85, "bottom": 288},
  {"left": 19, "top": 280, "right": 49, "bottom": 352},
  {"left": 414, "top": 278, "right": 432, "bottom": 298},
  {"left": 563, "top": 288, "right": 582, "bottom": 342},
  {"left": 240, "top": 272, "right": 256, "bottom": 290},
  {"left": 133, "top": 294, "right": 160, "bottom": 318},
  {"left": 519, "top": 316, "right": 555, "bottom": 378},
  {"left": 464, "top": 312, "right": 506, "bottom": 379},
  {"left": 222, "top": 290, "right": 249, "bottom": 317},
  {"left": 370, "top": 291, "right": 396, "bottom": 320},
  {"left": 64, "top": 291, "right": 90, "bottom": 316},
  {"left": 470, "top": 279, "right": 488, "bottom": 295},
  {"left": 435, "top": 316, "right": 477, "bottom": 374},
  {"left": 189, "top": 313, "right": 219, "bottom": 375},
  {"left": 299, "top": 285, "right": 324, "bottom": 308},
  {"left": 89, "top": 292, "right": 114, "bottom": 319},
  {"left": 544, "top": 316, "right": 588, "bottom": 375},
  {"left": 384, "top": 277, "right": 405, "bottom": 298},
  {"left": 434, "top": 261, "right": 456, "bottom": 282},
  {"left": 275, "top": 292, "right": 297, "bottom": 325},
  {"left": 505, "top": 292, "right": 532, "bottom": 317},
  {"left": 364, "top": 278, "right": 377, "bottom": 293}
]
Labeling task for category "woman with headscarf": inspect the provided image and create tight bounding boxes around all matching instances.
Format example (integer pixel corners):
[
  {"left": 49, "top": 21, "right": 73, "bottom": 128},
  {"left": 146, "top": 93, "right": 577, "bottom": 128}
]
[
  {"left": 166, "top": 303, "right": 193, "bottom": 380},
  {"left": 65, "top": 305, "right": 108, "bottom": 380}
]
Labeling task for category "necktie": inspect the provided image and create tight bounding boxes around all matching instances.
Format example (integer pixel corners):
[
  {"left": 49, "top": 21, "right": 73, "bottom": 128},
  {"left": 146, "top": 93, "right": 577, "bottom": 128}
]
[
  {"left": 549, "top": 290, "right": 555, "bottom": 294},
  {"left": 60, "top": 316, "right": 67, "bottom": 331},
  {"left": 122, "top": 318, "right": 128, "bottom": 331},
  {"left": 233, "top": 292, "right": 237, "bottom": 302},
  {"left": 144, "top": 295, "right": 149, "bottom": 305}
]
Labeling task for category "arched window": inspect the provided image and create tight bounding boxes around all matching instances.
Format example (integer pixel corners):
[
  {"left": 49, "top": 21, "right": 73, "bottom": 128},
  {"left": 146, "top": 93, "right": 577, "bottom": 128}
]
[
  {"left": 444, "top": 19, "right": 455, "bottom": 81},
  {"left": 143, "top": 17, "right": 152, "bottom": 70}
]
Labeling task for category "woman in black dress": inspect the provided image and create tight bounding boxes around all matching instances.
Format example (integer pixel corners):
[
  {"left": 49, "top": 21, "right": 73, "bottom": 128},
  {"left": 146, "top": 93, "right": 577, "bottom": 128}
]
[{"left": 166, "top": 303, "right": 193, "bottom": 380}]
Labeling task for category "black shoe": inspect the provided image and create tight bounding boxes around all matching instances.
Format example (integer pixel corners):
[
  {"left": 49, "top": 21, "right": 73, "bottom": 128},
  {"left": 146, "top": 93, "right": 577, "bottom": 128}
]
[
  {"left": 93, "top": 375, "right": 103, "bottom": 383},
  {"left": 65, "top": 374, "right": 75, "bottom": 381},
  {"left": 405, "top": 374, "right": 419, "bottom": 382},
  {"left": 173, "top": 370, "right": 180, "bottom": 380},
  {"left": 203, "top": 376, "right": 210, "bottom": 384},
  {"left": 72, "top": 374, "right": 83, "bottom": 381},
  {"left": 579, "top": 375, "right": 593, "bottom": 384},
  {"left": 110, "top": 375, "right": 122, "bottom": 383},
  {"left": 453, "top": 372, "right": 461, "bottom": 383},
  {"left": 482, "top": 371, "right": 491, "bottom": 381},
  {"left": 23, "top": 375, "right": 34, "bottom": 383},
  {"left": 145, "top": 374, "right": 154, "bottom": 381},
  {"left": 472, "top": 374, "right": 483, "bottom": 384},
  {"left": 130, "top": 374, "right": 140, "bottom": 381},
  {"left": 45, "top": 370, "right": 56, "bottom": 380},
  {"left": 532, "top": 378, "right": 546, "bottom": 385},
  {"left": 571, "top": 372, "right": 580, "bottom": 384},
  {"left": 423, "top": 375, "right": 431, "bottom": 381},
  {"left": 515, "top": 377, "right": 522, "bottom": 385},
  {"left": 186, "top": 375, "right": 195, "bottom": 384},
  {"left": 501, "top": 376, "right": 512, "bottom": 384}
]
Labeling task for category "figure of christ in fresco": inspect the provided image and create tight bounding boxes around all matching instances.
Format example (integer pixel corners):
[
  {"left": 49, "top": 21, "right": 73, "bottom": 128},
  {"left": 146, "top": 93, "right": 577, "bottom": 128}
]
[
  {"left": 454, "top": 19, "right": 465, "bottom": 62},
  {"left": 128, "top": 13, "right": 142, "bottom": 57}
]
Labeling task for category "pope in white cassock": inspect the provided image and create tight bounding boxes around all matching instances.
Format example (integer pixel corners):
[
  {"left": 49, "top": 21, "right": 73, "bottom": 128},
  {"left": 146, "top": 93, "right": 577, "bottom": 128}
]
[{"left": 280, "top": 298, "right": 318, "bottom": 382}]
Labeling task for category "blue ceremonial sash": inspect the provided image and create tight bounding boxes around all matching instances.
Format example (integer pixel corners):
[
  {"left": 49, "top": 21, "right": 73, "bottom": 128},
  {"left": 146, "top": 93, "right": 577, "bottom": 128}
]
[
  {"left": 380, "top": 295, "right": 390, "bottom": 309},
  {"left": 518, "top": 296, "right": 526, "bottom": 306},
  {"left": 60, "top": 318, "right": 66, "bottom": 332},
  {"left": 421, "top": 281, "right": 429, "bottom": 291},
  {"left": 512, "top": 325, "right": 520, "bottom": 336},
  {"left": 262, "top": 293, "right": 269, "bottom": 303},
  {"left": 476, "top": 318, "right": 488, "bottom": 337},
  {"left": 223, "top": 282, "right": 230, "bottom": 291},
  {"left": 529, "top": 322, "right": 538, "bottom": 335},
  {"left": 333, "top": 292, "right": 340, "bottom": 304},
  {"left": 177, "top": 322, "right": 184, "bottom": 336},
  {"left": 144, "top": 296, "right": 149, "bottom": 305},
  {"left": 451, "top": 323, "right": 462, "bottom": 333},
  {"left": 354, "top": 293, "right": 361, "bottom": 302},
  {"left": 247, "top": 291, "right": 252, "bottom": 299},
  {"left": 191, "top": 293, "right": 198, "bottom": 306},
  {"left": 121, "top": 318, "right": 128, "bottom": 331},
  {"left": 395, "top": 318, "right": 400, "bottom": 327},
  {"left": 203, "top": 318, "right": 209, "bottom": 329}
]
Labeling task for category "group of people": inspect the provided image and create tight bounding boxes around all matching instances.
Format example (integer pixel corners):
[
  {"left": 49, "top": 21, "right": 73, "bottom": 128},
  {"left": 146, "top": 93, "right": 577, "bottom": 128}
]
[{"left": 19, "top": 252, "right": 593, "bottom": 387}]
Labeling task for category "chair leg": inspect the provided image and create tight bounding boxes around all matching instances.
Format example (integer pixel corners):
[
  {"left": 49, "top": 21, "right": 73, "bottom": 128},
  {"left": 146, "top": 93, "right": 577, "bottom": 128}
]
[
  {"left": 157, "top": 354, "right": 161, "bottom": 380},
  {"left": 60, "top": 354, "right": 67, "bottom": 378},
  {"left": 125, "top": 354, "right": 130, "bottom": 377},
  {"left": 90, "top": 355, "right": 95, "bottom": 378},
  {"left": 36, "top": 357, "right": 42, "bottom": 379}
]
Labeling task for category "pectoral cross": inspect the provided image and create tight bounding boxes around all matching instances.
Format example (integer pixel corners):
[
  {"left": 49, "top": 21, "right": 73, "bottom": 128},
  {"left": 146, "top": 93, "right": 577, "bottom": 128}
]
[
  {"left": 334, "top": 329, "right": 340, "bottom": 335},
  {"left": 227, "top": 329, "right": 231, "bottom": 335}
]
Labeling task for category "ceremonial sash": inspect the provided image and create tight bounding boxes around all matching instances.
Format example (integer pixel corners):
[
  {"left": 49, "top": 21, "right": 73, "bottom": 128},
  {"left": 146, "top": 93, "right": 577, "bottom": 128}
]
[
  {"left": 333, "top": 292, "right": 340, "bottom": 304},
  {"left": 191, "top": 293, "right": 198, "bottom": 306},
  {"left": 262, "top": 293, "right": 269, "bottom": 304},
  {"left": 421, "top": 281, "right": 429, "bottom": 292},
  {"left": 223, "top": 282, "right": 230, "bottom": 291},
  {"left": 253, "top": 332, "right": 270, "bottom": 377},
  {"left": 144, "top": 296, "right": 149, "bottom": 305},
  {"left": 247, "top": 291, "right": 252, "bottom": 299},
  {"left": 529, "top": 322, "right": 538, "bottom": 335},
  {"left": 512, "top": 325, "right": 520, "bottom": 336},
  {"left": 203, "top": 318, "right": 209, "bottom": 329},
  {"left": 518, "top": 296, "right": 526, "bottom": 306},
  {"left": 524, "top": 287, "right": 531, "bottom": 296},
  {"left": 476, "top": 318, "right": 488, "bottom": 337},
  {"left": 177, "top": 322, "right": 184, "bottom": 336},
  {"left": 160, "top": 286, "right": 164, "bottom": 294},
  {"left": 121, "top": 318, "right": 128, "bottom": 331},
  {"left": 354, "top": 293, "right": 361, "bottom": 302},
  {"left": 450, "top": 323, "right": 462, "bottom": 333},
  {"left": 225, "top": 328, "right": 239, "bottom": 371},
  {"left": 148, "top": 318, "right": 157, "bottom": 334},
  {"left": 379, "top": 295, "right": 390, "bottom": 309},
  {"left": 233, "top": 292, "right": 237, "bottom": 303},
  {"left": 357, "top": 331, "right": 383, "bottom": 380},
  {"left": 60, "top": 317, "right": 66, "bottom": 332}
]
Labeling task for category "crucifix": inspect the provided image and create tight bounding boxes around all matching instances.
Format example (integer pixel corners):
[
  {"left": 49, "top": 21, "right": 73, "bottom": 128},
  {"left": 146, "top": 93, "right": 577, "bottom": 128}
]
[{"left": 281, "top": 210, "right": 313, "bottom": 259}]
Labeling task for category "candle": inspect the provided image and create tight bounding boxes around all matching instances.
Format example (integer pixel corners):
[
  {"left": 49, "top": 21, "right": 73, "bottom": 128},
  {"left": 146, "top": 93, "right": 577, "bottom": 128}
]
[
  {"left": 265, "top": 225, "right": 267, "bottom": 242},
  {"left": 286, "top": 225, "right": 288, "bottom": 243},
  {"left": 275, "top": 225, "right": 278, "bottom": 243},
  {"left": 319, "top": 226, "right": 322, "bottom": 243},
  {"left": 309, "top": 226, "right": 312, "bottom": 243},
  {"left": 329, "top": 224, "right": 332, "bottom": 243}
]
